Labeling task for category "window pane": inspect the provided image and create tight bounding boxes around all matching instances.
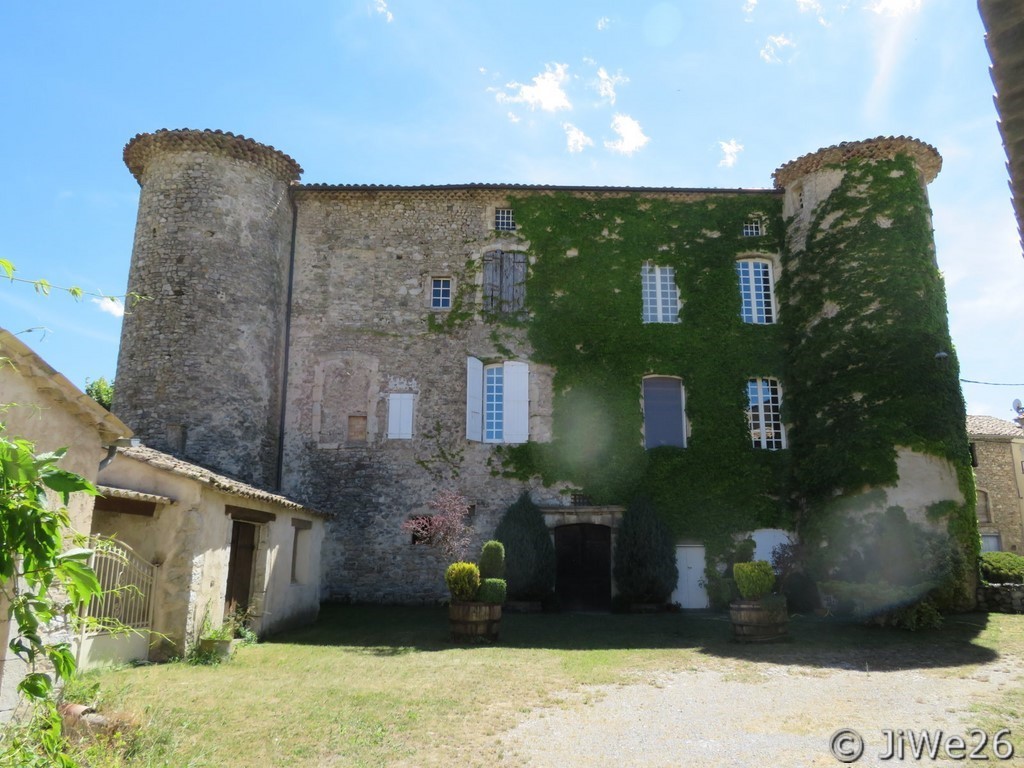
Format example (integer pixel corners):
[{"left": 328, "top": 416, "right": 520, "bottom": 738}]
[
  {"left": 747, "top": 377, "right": 785, "bottom": 450},
  {"left": 643, "top": 377, "right": 685, "bottom": 448},
  {"left": 641, "top": 262, "right": 679, "bottom": 324},
  {"left": 485, "top": 365, "right": 504, "bottom": 441},
  {"left": 737, "top": 260, "right": 775, "bottom": 324},
  {"left": 431, "top": 278, "right": 452, "bottom": 309}
]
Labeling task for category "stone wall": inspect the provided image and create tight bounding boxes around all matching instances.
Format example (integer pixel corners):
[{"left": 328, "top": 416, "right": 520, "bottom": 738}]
[
  {"left": 976, "top": 583, "right": 1024, "bottom": 613},
  {"left": 282, "top": 187, "right": 565, "bottom": 602},
  {"left": 974, "top": 438, "right": 1024, "bottom": 554}
]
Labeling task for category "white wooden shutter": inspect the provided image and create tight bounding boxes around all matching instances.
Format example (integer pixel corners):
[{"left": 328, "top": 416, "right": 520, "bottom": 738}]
[
  {"left": 503, "top": 361, "right": 529, "bottom": 444},
  {"left": 387, "top": 393, "right": 415, "bottom": 439},
  {"left": 466, "top": 357, "right": 483, "bottom": 441}
]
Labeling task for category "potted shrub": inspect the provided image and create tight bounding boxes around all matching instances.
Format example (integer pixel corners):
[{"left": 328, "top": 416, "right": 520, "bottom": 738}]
[
  {"left": 197, "top": 620, "right": 235, "bottom": 660},
  {"left": 446, "top": 541, "right": 507, "bottom": 642},
  {"left": 730, "top": 560, "right": 788, "bottom": 642}
]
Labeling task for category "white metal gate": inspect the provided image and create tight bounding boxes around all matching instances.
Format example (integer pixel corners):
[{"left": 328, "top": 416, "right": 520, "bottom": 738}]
[{"left": 83, "top": 537, "right": 156, "bottom": 634}]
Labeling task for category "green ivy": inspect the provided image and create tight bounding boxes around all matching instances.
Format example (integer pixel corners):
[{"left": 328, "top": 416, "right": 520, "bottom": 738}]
[{"left": 498, "top": 192, "right": 793, "bottom": 542}]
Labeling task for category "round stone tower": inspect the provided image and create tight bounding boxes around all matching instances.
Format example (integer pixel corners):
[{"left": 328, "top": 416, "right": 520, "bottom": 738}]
[
  {"left": 774, "top": 137, "right": 975, "bottom": 606},
  {"left": 115, "top": 129, "right": 302, "bottom": 488}
]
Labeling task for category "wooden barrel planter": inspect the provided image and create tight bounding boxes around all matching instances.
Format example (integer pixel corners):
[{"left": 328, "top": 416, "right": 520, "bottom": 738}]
[
  {"left": 449, "top": 602, "right": 501, "bottom": 642},
  {"left": 729, "top": 599, "right": 789, "bottom": 643}
]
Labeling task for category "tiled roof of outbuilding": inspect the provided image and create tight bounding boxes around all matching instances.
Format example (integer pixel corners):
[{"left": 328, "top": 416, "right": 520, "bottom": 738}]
[
  {"left": 118, "top": 445, "right": 324, "bottom": 516},
  {"left": 966, "top": 414, "right": 1024, "bottom": 438}
]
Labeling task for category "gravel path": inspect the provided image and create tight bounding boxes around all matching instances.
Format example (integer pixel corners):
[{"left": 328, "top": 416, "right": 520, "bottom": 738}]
[{"left": 499, "top": 650, "right": 1021, "bottom": 767}]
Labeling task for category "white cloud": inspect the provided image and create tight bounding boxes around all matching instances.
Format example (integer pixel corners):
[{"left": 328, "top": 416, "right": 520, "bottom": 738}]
[
  {"left": 760, "top": 34, "right": 795, "bottom": 64},
  {"left": 796, "top": 0, "right": 829, "bottom": 25},
  {"left": 604, "top": 114, "right": 649, "bottom": 155},
  {"left": 92, "top": 297, "right": 125, "bottom": 318},
  {"left": 563, "top": 123, "right": 594, "bottom": 153},
  {"left": 865, "top": 0, "right": 921, "bottom": 17},
  {"left": 373, "top": 0, "right": 393, "bottom": 23},
  {"left": 597, "top": 16, "right": 611, "bottom": 31},
  {"left": 744, "top": 0, "right": 758, "bottom": 13},
  {"left": 595, "top": 67, "right": 628, "bottom": 105},
  {"left": 718, "top": 139, "right": 744, "bottom": 168},
  {"left": 496, "top": 63, "right": 572, "bottom": 112},
  {"left": 507, "top": 112, "right": 521, "bottom": 124}
]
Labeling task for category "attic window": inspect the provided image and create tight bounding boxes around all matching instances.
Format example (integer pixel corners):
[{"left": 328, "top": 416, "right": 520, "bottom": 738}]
[
  {"left": 742, "top": 220, "right": 762, "bottom": 237},
  {"left": 495, "top": 208, "right": 516, "bottom": 231}
]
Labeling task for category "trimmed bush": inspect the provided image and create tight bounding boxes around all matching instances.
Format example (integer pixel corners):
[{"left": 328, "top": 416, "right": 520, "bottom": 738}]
[
  {"left": 494, "top": 492, "right": 556, "bottom": 601},
  {"left": 477, "top": 578, "right": 507, "bottom": 604},
  {"left": 733, "top": 561, "right": 775, "bottom": 600},
  {"left": 445, "top": 561, "right": 480, "bottom": 602},
  {"left": 980, "top": 551, "right": 1024, "bottom": 584},
  {"left": 479, "top": 540, "right": 506, "bottom": 580},
  {"left": 612, "top": 495, "right": 678, "bottom": 604}
]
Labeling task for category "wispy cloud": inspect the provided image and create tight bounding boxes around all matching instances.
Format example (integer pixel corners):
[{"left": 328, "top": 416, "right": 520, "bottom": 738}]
[
  {"left": 373, "top": 0, "right": 393, "bottom": 23},
  {"left": 563, "top": 123, "right": 594, "bottom": 153},
  {"left": 604, "top": 114, "right": 649, "bottom": 155},
  {"left": 865, "top": 0, "right": 921, "bottom": 17},
  {"left": 596, "top": 16, "right": 611, "bottom": 31},
  {"left": 718, "top": 139, "right": 744, "bottom": 168},
  {"left": 496, "top": 63, "right": 572, "bottom": 112},
  {"left": 91, "top": 297, "right": 125, "bottom": 318},
  {"left": 744, "top": 0, "right": 758, "bottom": 14},
  {"left": 796, "top": 0, "right": 829, "bottom": 26},
  {"left": 760, "top": 34, "right": 795, "bottom": 64},
  {"left": 506, "top": 112, "right": 521, "bottom": 124},
  {"left": 594, "top": 67, "right": 628, "bottom": 105}
]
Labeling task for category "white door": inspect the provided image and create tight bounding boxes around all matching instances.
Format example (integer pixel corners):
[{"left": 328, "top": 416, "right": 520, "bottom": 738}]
[{"left": 672, "top": 545, "right": 708, "bottom": 609}]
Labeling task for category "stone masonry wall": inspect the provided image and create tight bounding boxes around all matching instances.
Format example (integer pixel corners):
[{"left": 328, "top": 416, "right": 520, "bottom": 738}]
[
  {"left": 974, "top": 438, "right": 1024, "bottom": 554},
  {"left": 282, "top": 188, "right": 564, "bottom": 602},
  {"left": 116, "top": 147, "right": 294, "bottom": 488}
]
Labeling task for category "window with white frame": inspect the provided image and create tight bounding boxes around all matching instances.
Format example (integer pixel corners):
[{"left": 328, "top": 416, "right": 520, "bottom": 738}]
[
  {"left": 641, "top": 262, "right": 680, "bottom": 324},
  {"left": 430, "top": 277, "right": 452, "bottom": 309},
  {"left": 742, "top": 220, "right": 763, "bottom": 237},
  {"left": 736, "top": 258, "right": 776, "bottom": 324},
  {"left": 466, "top": 358, "right": 529, "bottom": 444},
  {"left": 642, "top": 376, "right": 686, "bottom": 449},
  {"left": 387, "top": 393, "right": 415, "bottom": 439},
  {"left": 483, "top": 250, "right": 526, "bottom": 313},
  {"left": 747, "top": 377, "right": 785, "bottom": 450},
  {"left": 495, "top": 208, "right": 516, "bottom": 231}
]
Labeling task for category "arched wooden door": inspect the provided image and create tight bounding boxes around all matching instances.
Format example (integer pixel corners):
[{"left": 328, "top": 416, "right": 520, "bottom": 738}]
[{"left": 554, "top": 524, "right": 611, "bottom": 611}]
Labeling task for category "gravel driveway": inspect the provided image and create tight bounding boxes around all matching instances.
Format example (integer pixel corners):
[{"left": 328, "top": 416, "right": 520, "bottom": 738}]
[{"left": 499, "top": 628, "right": 1022, "bottom": 767}]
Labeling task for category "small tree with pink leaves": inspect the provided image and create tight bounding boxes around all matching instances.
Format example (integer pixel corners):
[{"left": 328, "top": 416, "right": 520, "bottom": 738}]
[{"left": 402, "top": 489, "right": 474, "bottom": 561}]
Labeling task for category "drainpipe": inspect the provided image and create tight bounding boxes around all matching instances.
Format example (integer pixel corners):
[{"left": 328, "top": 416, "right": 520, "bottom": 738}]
[
  {"left": 98, "top": 437, "right": 140, "bottom": 472},
  {"left": 275, "top": 187, "right": 299, "bottom": 492}
]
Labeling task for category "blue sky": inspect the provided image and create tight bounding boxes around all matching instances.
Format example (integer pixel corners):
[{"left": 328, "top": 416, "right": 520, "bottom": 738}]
[{"left": 1, "top": 0, "right": 1021, "bottom": 418}]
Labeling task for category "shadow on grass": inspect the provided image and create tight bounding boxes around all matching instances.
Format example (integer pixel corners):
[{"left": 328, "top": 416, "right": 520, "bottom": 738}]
[{"left": 266, "top": 602, "right": 997, "bottom": 671}]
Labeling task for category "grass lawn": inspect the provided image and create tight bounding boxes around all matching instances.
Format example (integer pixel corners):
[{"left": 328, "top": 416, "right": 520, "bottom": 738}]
[{"left": 67, "top": 605, "right": 1024, "bottom": 767}]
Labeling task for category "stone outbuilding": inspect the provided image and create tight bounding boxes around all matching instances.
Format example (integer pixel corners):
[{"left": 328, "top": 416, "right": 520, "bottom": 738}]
[
  {"left": 95, "top": 445, "right": 325, "bottom": 661},
  {"left": 967, "top": 414, "right": 1024, "bottom": 554},
  {"left": 0, "top": 328, "right": 133, "bottom": 720}
]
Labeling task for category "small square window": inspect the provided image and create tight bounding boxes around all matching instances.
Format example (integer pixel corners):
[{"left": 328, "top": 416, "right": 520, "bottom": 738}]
[
  {"left": 742, "top": 220, "right": 762, "bottom": 237},
  {"left": 431, "top": 277, "right": 452, "bottom": 309},
  {"left": 495, "top": 208, "right": 516, "bottom": 231},
  {"left": 347, "top": 415, "right": 367, "bottom": 443}
]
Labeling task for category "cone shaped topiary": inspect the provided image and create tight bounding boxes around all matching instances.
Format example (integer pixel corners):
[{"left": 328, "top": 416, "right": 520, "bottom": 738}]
[
  {"left": 612, "top": 495, "right": 679, "bottom": 604},
  {"left": 494, "top": 492, "right": 556, "bottom": 601}
]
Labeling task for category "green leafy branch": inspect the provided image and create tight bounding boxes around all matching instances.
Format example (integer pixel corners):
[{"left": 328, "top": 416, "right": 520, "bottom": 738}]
[{"left": 0, "top": 259, "right": 146, "bottom": 310}]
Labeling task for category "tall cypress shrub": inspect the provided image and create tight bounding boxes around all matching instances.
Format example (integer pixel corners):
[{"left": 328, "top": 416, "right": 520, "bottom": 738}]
[
  {"left": 613, "top": 495, "right": 679, "bottom": 603},
  {"left": 494, "top": 492, "right": 556, "bottom": 600}
]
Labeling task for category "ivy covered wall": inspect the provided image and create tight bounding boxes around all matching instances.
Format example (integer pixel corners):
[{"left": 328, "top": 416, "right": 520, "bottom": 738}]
[
  {"left": 499, "top": 191, "right": 793, "bottom": 552},
  {"left": 497, "top": 143, "right": 976, "bottom": 588}
]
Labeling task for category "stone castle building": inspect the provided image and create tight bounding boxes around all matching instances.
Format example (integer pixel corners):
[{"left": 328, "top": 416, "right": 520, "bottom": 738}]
[{"left": 113, "top": 129, "right": 974, "bottom": 607}]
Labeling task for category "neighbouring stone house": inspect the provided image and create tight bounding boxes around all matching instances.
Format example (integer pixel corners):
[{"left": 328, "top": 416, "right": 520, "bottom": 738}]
[
  {"left": 967, "top": 414, "right": 1024, "bottom": 554},
  {"left": 112, "top": 129, "right": 977, "bottom": 610},
  {"left": 94, "top": 445, "right": 324, "bottom": 660},
  {"left": 0, "top": 328, "right": 133, "bottom": 720}
]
